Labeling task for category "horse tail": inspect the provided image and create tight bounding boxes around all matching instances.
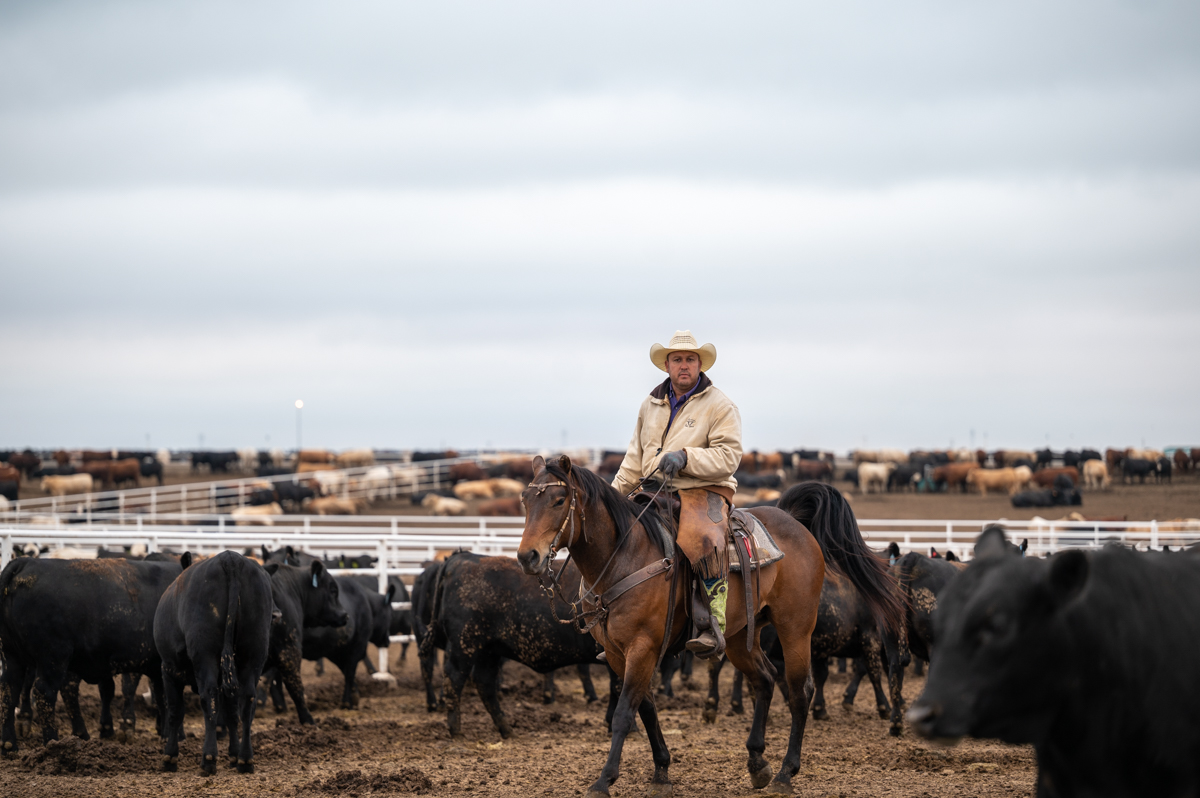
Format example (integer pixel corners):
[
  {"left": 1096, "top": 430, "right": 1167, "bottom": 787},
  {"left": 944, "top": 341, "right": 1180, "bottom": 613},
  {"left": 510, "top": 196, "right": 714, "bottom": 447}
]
[{"left": 778, "top": 481, "right": 905, "bottom": 633}]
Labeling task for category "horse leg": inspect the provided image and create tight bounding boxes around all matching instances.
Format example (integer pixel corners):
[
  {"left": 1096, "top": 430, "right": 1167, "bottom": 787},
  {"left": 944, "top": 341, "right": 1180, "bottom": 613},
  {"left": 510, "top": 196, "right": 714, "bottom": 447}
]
[
  {"left": 703, "top": 656, "right": 725, "bottom": 723},
  {"left": 604, "top": 666, "right": 620, "bottom": 733},
  {"left": 764, "top": 625, "right": 817, "bottom": 796},
  {"left": 810, "top": 656, "right": 829, "bottom": 720},
  {"left": 542, "top": 671, "right": 557, "bottom": 705},
  {"left": 637, "top": 697, "right": 673, "bottom": 798},
  {"left": 97, "top": 674, "right": 117, "bottom": 738},
  {"left": 679, "top": 651, "right": 694, "bottom": 686},
  {"left": 586, "top": 644, "right": 656, "bottom": 798},
  {"left": 731, "top": 668, "right": 745, "bottom": 714},
  {"left": 724, "top": 634, "right": 777, "bottom": 790}
]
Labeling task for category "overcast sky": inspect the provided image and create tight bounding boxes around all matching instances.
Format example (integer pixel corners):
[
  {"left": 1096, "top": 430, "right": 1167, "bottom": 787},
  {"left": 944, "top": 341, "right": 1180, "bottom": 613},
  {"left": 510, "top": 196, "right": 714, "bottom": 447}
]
[{"left": 3, "top": 0, "right": 1198, "bottom": 452}]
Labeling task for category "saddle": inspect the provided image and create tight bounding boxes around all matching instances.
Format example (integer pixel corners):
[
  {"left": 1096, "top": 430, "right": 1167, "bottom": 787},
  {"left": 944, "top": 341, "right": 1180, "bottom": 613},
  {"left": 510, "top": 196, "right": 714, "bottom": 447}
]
[{"left": 727, "top": 508, "right": 785, "bottom": 572}]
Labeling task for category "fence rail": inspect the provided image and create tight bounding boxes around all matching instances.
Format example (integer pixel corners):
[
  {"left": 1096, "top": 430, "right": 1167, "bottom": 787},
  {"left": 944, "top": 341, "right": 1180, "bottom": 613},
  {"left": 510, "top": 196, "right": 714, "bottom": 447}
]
[
  {"left": 3, "top": 515, "right": 1195, "bottom": 676},
  {"left": 2, "top": 454, "right": 534, "bottom": 521}
]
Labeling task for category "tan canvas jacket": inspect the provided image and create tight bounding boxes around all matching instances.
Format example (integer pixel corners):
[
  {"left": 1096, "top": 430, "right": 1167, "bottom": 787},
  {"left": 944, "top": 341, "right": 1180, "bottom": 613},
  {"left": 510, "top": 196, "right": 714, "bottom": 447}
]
[{"left": 610, "top": 373, "right": 743, "bottom": 494}]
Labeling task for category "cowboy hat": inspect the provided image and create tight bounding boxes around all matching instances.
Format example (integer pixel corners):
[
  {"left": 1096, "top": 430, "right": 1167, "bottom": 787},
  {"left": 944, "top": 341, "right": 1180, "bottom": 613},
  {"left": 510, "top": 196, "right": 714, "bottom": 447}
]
[{"left": 649, "top": 330, "right": 717, "bottom": 373}]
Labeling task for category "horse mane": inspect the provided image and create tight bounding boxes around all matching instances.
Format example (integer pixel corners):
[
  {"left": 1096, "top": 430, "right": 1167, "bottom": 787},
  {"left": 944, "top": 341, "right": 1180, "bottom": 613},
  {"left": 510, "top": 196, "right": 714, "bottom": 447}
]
[{"left": 544, "top": 462, "right": 671, "bottom": 554}]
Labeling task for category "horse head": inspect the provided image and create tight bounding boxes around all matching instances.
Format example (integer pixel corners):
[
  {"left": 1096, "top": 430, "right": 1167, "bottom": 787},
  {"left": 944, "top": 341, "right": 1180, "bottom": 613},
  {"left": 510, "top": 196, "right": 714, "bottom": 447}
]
[{"left": 518, "top": 454, "right": 578, "bottom": 575}]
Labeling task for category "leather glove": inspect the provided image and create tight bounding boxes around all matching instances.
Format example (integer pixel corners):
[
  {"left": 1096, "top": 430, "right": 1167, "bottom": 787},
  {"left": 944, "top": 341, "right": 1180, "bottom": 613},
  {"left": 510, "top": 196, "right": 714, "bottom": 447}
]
[{"left": 660, "top": 449, "right": 688, "bottom": 479}]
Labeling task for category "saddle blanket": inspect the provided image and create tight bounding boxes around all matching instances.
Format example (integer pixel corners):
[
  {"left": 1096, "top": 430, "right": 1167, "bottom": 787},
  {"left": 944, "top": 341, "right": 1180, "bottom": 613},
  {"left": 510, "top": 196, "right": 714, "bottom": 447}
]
[{"left": 727, "top": 508, "right": 785, "bottom": 572}]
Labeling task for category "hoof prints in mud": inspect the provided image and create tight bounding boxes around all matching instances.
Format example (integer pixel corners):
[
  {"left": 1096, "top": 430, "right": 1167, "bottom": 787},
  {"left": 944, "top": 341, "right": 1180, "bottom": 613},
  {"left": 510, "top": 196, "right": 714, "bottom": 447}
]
[
  {"left": 295, "top": 767, "right": 433, "bottom": 795},
  {"left": 20, "top": 737, "right": 162, "bottom": 776}
]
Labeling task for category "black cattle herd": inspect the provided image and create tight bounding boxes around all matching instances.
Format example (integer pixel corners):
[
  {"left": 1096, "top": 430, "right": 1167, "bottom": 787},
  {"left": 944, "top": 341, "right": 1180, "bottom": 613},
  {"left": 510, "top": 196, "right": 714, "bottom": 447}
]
[{"left": 3, "top": 508, "right": 1200, "bottom": 793}]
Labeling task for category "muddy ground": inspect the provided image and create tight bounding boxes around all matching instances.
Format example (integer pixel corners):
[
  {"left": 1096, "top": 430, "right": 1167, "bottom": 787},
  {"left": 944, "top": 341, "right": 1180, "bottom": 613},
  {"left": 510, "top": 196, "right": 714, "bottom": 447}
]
[{"left": 0, "top": 652, "right": 1034, "bottom": 798}]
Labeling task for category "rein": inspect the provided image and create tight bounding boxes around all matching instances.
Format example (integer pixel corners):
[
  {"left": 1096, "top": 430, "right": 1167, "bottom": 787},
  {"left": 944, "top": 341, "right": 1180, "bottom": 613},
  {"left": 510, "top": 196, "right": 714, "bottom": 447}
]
[{"left": 529, "top": 470, "right": 676, "bottom": 657}]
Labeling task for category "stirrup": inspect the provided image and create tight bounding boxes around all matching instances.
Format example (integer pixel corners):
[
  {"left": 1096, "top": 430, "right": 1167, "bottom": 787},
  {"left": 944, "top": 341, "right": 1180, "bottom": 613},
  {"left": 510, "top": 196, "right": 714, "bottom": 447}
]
[
  {"left": 685, "top": 631, "right": 726, "bottom": 661},
  {"left": 596, "top": 651, "right": 608, "bottom": 663}
]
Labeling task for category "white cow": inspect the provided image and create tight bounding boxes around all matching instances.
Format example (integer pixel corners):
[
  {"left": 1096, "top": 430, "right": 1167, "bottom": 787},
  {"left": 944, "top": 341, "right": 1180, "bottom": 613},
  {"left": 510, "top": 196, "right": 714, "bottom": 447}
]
[
  {"left": 858, "top": 462, "right": 894, "bottom": 494},
  {"left": 1082, "top": 460, "right": 1110, "bottom": 490},
  {"left": 41, "top": 474, "right": 94, "bottom": 496},
  {"left": 231, "top": 503, "right": 282, "bottom": 525},
  {"left": 422, "top": 494, "right": 467, "bottom": 516},
  {"left": 238, "top": 448, "right": 259, "bottom": 473},
  {"left": 359, "top": 466, "right": 393, "bottom": 501}
]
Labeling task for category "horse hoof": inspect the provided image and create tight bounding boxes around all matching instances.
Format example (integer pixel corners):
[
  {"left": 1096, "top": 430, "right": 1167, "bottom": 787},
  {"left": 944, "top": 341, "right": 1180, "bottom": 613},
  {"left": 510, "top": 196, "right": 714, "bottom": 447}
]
[
  {"left": 841, "top": 701, "right": 855, "bottom": 711},
  {"left": 889, "top": 725, "right": 903, "bottom": 737},
  {"left": 878, "top": 708, "right": 890, "bottom": 719},
  {"left": 15, "top": 720, "right": 30, "bottom": 738},
  {"left": 812, "top": 707, "right": 829, "bottom": 720},
  {"left": 161, "top": 755, "right": 178, "bottom": 772},
  {"left": 237, "top": 759, "right": 254, "bottom": 774},
  {"left": 648, "top": 782, "right": 674, "bottom": 798},
  {"left": 762, "top": 781, "right": 794, "bottom": 797},
  {"left": 749, "top": 763, "right": 774, "bottom": 789},
  {"left": 585, "top": 791, "right": 610, "bottom": 798},
  {"left": 702, "top": 708, "right": 717, "bottom": 724},
  {"left": 731, "top": 702, "right": 744, "bottom": 715},
  {"left": 100, "top": 726, "right": 115, "bottom": 739}
]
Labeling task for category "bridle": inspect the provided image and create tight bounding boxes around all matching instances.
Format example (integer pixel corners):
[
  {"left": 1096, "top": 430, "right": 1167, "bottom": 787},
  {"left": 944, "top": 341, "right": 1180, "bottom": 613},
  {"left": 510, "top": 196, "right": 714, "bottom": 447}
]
[{"left": 524, "top": 469, "right": 673, "bottom": 640}]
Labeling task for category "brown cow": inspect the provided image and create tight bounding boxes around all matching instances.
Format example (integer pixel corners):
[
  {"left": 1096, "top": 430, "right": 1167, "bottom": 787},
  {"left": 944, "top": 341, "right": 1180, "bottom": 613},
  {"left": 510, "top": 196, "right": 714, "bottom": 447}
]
[
  {"left": 1173, "top": 449, "right": 1189, "bottom": 473},
  {"left": 975, "top": 449, "right": 989, "bottom": 467},
  {"left": 794, "top": 459, "right": 833, "bottom": 482},
  {"left": 505, "top": 458, "right": 536, "bottom": 482},
  {"left": 758, "top": 452, "right": 784, "bottom": 472},
  {"left": 0, "top": 465, "right": 20, "bottom": 484},
  {"left": 6, "top": 452, "right": 40, "bottom": 479},
  {"left": 296, "top": 462, "right": 333, "bottom": 475},
  {"left": 966, "top": 467, "right": 1024, "bottom": 495},
  {"left": 1105, "top": 448, "right": 1125, "bottom": 471},
  {"left": 53, "top": 451, "right": 72, "bottom": 466},
  {"left": 1031, "top": 466, "right": 1080, "bottom": 488},
  {"left": 477, "top": 497, "right": 524, "bottom": 517},
  {"left": 994, "top": 450, "right": 1036, "bottom": 467},
  {"left": 81, "top": 450, "right": 113, "bottom": 462},
  {"left": 739, "top": 452, "right": 759, "bottom": 473},
  {"left": 932, "top": 462, "right": 979, "bottom": 492},
  {"left": 1192, "top": 449, "right": 1200, "bottom": 470},
  {"left": 449, "top": 462, "right": 487, "bottom": 483},
  {"left": 298, "top": 449, "right": 334, "bottom": 464}
]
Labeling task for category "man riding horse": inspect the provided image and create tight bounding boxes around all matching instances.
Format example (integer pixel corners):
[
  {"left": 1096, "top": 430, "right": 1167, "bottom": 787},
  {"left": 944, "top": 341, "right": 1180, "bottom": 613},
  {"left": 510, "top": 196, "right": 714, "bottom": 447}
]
[{"left": 609, "top": 330, "right": 741, "bottom": 660}]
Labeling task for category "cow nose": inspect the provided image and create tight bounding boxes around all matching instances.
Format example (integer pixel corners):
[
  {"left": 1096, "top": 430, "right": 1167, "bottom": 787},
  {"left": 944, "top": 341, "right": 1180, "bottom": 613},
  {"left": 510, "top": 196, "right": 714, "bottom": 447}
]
[{"left": 906, "top": 703, "right": 938, "bottom": 735}]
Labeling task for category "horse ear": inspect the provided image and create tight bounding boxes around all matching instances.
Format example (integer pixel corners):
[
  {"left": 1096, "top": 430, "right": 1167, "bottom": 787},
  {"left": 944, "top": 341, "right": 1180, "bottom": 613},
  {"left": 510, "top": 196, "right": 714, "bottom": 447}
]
[
  {"left": 532, "top": 456, "right": 546, "bottom": 477},
  {"left": 556, "top": 455, "right": 572, "bottom": 472}
]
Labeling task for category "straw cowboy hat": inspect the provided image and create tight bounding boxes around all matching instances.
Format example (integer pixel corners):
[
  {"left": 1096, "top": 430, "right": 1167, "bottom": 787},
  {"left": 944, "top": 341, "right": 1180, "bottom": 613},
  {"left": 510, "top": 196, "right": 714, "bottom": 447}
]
[{"left": 649, "top": 330, "right": 718, "bottom": 373}]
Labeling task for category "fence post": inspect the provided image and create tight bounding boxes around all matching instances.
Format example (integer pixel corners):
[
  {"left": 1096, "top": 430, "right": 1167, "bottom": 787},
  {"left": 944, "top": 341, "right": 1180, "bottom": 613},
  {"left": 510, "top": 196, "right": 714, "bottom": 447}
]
[
  {"left": 1, "top": 534, "right": 10, "bottom": 570},
  {"left": 1151, "top": 520, "right": 1159, "bottom": 551},
  {"left": 374, "top": 539, "right": 394, "bottom": 682},
  {"left": 150, "top": 488, "right": 157, "bottom": 524},
  {"left": 181, "top": 486, "right": 187, "bottom": 522}
]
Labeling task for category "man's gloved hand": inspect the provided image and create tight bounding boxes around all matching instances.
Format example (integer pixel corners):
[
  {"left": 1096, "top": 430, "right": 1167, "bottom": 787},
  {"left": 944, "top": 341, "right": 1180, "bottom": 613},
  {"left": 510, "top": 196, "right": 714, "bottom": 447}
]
[{"left": 660, "top": 450, "right": 688, "bottom": 480}]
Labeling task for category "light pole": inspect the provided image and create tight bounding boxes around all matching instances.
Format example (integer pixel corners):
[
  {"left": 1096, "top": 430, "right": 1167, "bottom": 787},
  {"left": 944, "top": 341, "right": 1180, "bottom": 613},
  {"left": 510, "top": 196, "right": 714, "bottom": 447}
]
[{"left": 295, "top": 400, "right": 304, "bottom": 453}]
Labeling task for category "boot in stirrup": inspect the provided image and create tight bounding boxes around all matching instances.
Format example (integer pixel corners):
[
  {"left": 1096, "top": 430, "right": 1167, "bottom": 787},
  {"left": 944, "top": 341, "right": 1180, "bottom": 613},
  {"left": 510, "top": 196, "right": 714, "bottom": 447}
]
[{"left": 685, "top": 578, "right": 727, "bottom": 660}]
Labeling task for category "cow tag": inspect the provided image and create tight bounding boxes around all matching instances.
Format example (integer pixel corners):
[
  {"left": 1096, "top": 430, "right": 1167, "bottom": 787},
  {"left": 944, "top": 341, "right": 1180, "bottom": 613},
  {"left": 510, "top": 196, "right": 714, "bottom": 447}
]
[{"left": 312, "top": 574, "right": 318, "bottom": 588}]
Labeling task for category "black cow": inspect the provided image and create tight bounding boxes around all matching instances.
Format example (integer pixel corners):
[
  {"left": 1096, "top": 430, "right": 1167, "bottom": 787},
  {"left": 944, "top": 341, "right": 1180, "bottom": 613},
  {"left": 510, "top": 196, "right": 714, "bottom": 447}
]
[
  {"left": 154, "top": 551, "right": 273, "bottom": 775},
  {"left": 139, "top": 456, "right": 164, "bottom": 485},
  {"left": 259, "top": 561, "right": 348, "bottom": 724},
  {"left": 0, "top": 480, "right": 17, "bottom": 502},
  {"left": 703, "top": 567, "right": 893, "bottom": 725},
  {"left": 301, "top": 577, "right": 393, "bottom": 709},
  {"left": 347, "top": 573, "right": 413, "bottom": 661},
  {"left": 1157, "top": 456, "right": 1173, "bottom": 484},
  {"left": 274, "top": 481, "right": 314, "bottom": 510},
  {"left": 411, "top": 560, "right": 443, "bottom": 712},
  {"left": 420, "top": 552, "right": 614, "bottom": 738},
  {"left": 257, "top": 466, "right": 294, "bottom": 478},
  {"left": 0, "top": 556, "right": 183, "bottom": 752},
  {"left": 887, "top": 464, "right": 923, "bottom": 493},
  {"left": 909, "top": 533, "right": 1200, "bottom": 797},
  {"left": 1123, "top": 457, "right": 1155, "bottom": 484},
  {"left": 1035, "top": 449, "right": 1054, "bottom": 469},
  {"left": 882, "top": 549, "right": 966, "bottom": 736},
  {"left": 1062, "top": 450, "right": 1080, "bottom": 468},
  {"left": 733, "top": 471, "right": 783, "bottom": 489},
  {"left": 1011, "top": 486, "right": 1082, "bottom": 508}
]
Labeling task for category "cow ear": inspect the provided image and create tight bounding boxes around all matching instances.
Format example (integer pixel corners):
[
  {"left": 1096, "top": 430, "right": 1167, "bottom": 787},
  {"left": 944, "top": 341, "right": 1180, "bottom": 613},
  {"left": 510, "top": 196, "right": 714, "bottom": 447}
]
[
  {"left": 556, "top": 455, "right": 572, "bottom": 472},
  {"left": 532, "top": 455, "right": 546, "bottom": 477},
  {"left": 974, "top": 525, "right": 1013, "bottom": 560},
  {"left": 311, "top": 559, "right": 324, "bottom": 578},
  {"left": 261, "top": 544, "right": 270, "bottom": 561},
  {"left": 1048, "top": 549, "right": 1088, "bottom": 607},
  {"left": 264, "top": 562, "right": 280, "bottom": 575},
  {"left": 180, "top": 552, "right": 192, "bottom": 570},
  {"left": 386, "top": 583, "right": 396, "bottom": 602},
  {"left": 1020, "top": 539, "right": 1029, "bottom": 556}
]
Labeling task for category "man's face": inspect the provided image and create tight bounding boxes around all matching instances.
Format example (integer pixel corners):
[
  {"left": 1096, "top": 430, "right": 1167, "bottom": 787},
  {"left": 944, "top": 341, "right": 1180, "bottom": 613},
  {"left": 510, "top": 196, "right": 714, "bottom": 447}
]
[{"left": 666, "top": 351, "right": 701, "bottom": 393}]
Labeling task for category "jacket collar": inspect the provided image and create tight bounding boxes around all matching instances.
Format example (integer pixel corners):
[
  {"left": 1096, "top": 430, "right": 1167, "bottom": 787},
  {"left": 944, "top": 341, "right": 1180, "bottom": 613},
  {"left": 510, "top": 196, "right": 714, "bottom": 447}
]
[{"left": 650, "top": 371, "right": 712, "bottom": 403}]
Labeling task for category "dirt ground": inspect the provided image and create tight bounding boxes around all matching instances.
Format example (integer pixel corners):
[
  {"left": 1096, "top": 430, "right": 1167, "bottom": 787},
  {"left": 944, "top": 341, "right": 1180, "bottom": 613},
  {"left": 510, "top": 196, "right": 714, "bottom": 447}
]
[{"left": 0, "top": 653, "right": 1036, "bottom": 798}]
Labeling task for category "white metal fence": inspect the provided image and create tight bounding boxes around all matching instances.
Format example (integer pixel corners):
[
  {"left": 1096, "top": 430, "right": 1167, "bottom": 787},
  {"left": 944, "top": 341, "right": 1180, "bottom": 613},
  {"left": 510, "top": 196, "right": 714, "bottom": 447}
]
[
  {"left": 4, "top": 515, "right": 1195, "bottom": 676},
  {"left": 3, "top": 455, "right": 521, "bottom": 521}
]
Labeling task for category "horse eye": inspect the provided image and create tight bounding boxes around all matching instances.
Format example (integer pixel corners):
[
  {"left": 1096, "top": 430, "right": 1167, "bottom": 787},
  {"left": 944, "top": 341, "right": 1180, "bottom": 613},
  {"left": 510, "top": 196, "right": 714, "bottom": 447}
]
[{"left": 553, "top": 497, "right": 565, "bottom": 506}]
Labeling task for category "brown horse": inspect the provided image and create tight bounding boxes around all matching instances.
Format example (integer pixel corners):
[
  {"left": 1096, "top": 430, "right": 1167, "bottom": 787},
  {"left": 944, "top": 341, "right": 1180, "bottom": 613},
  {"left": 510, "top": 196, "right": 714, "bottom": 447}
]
[{"left": 519, "top": 456, "right": 902, "bottom": 797}]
